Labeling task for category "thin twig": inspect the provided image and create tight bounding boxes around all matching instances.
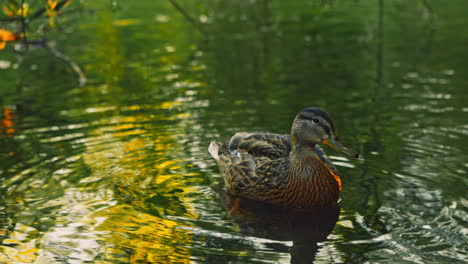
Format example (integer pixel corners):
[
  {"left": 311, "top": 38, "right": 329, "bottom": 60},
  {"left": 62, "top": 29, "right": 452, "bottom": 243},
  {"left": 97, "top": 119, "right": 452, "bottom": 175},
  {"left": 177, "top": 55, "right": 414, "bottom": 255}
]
[
  {"left": 29, "top": 40, "right": 87, "bottom": 88},
  {"left": 167, "top": 0, "right": 205, "bottom": 34},
  {"left": 20, "top": 0, "right": 29, "bottom": 50},
  {"left": 30, "top": 0, "right": 72, "bottom": 20},
  {"left": 0, "top": 17, "right": 22, "bottom": 22},
  {"left": 46, "top": 44, "right": 86, "bottom": 87},
  {"left": 374, "top": 0, "right": 384, "bottom": 101}
]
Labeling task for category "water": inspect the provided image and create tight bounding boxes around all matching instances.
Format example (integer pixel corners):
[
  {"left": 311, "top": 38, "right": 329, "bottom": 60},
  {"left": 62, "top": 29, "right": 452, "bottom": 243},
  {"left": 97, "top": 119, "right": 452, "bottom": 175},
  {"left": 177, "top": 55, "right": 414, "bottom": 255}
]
[{"left": 0, "top": 0, "right": 467, "bottom": 263}]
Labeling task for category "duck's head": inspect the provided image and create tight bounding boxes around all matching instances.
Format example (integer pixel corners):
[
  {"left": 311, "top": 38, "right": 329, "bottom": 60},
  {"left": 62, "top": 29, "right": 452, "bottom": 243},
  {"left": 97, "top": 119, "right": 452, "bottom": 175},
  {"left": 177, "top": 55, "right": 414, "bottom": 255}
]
[{"left": 291, "top": 107, "right": 358, "bottom": 158}]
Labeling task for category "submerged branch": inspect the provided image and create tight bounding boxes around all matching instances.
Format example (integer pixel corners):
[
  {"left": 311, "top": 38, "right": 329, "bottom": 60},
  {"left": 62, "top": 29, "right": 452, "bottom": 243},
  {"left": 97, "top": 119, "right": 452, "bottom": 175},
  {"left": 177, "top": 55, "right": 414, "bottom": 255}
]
[
  {"left": 25, "top": 40, "right": 86, "bottom": 88},
  {"left": 167, "top": 0, "right": 205, "bottom": 34},
  {"left": 20, "top": 0, "right": 28, "bottom": 50},
  {"left": 44, "top": 43, "right": 86, "bottom": 87}
]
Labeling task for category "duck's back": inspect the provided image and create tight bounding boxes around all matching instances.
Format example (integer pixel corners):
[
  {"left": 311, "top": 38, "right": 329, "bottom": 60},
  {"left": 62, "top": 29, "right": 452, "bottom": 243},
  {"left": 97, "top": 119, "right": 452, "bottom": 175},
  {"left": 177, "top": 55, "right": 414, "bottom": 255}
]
[
  {"left": 227, "top": 132, "right": 336, "bottom": 173},
  {"left": 228, "top": 132, "right": 291, "bottom": 159}
]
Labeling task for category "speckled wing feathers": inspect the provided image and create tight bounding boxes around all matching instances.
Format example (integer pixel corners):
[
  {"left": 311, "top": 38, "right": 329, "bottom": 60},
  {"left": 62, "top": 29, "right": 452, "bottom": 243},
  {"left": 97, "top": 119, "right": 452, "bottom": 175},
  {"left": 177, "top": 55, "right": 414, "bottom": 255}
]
[
  {"left": 228, "top": 132, "right": 336, "bottom": 173},
  {"left": 214, "top": 133, "right": 290, "bottom": 202},
  {"left": 229, "top": 133, "right": 291, "bottom": 159},
  {"left": 219, "top": 152, "right": 290, "bottom": 202}
]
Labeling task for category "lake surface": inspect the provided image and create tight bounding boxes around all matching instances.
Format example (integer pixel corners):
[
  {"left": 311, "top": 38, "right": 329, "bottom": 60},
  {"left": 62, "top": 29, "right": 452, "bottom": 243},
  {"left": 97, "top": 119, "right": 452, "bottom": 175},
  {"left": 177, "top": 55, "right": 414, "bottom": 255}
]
[{"left": 0, "top": 0, "right": 467, "bottom": 263}]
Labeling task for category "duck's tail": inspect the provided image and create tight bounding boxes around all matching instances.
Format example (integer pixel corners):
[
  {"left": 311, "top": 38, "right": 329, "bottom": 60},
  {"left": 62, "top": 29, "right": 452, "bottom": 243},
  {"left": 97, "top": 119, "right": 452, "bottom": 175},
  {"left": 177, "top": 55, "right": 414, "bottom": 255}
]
[{"left": 208, "top": 141, "right": 221, "bottom": 161}]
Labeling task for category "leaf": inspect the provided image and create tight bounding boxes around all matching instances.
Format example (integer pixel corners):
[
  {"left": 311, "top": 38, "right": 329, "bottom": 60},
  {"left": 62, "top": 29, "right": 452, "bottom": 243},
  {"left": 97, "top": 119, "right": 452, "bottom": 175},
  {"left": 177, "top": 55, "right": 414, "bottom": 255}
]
[
  {"left": 2, "top": 3, "right": 30, "bottom": 17},
  {"left": 47, "top": 0, "right": 58, "bottom": 18},
  {"left": 63, "top": 0, "right": 74, "bottom": 8},
  {"left": 2, "top": 5, "right": 15, "bottom": 17},
  {"left": 0, "top": 29, "right": 18, "bottom": 50},
  {"left": 0, "top": 29, "right": 17, "bottom": 41},
  {"left": 19, "top": 3, "right": 30, "bottom": 16},
  {"left": 48, "top": 0, "right": 58, "bottom": 10}
]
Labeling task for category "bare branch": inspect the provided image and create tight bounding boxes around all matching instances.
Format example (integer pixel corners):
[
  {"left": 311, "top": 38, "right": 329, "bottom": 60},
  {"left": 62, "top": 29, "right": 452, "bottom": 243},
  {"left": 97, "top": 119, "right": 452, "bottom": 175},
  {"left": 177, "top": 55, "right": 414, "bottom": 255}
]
[
  {"left": 167, "top": 0, "right": 206, "bottom": 34},
  {"left": 27, "top": 40, "right": 87, "bottom": 88},
  {"left": 20, "top": 0, "right": 29, "bottom": 49}
]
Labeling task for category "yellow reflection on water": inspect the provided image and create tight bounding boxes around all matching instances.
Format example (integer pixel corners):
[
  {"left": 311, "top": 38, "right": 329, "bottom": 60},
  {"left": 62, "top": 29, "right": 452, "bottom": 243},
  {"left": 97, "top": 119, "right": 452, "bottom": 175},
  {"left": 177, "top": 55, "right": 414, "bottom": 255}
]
[
  {"left": 0, "top": 244, "right": 38, "bottom": 263},
  {"left": 78, "top": 98, "right": 197, "bottom": 262},
  {"left": 1, "top": 5, "right": 203, "bottom": 262},
  {"left": 94, "top": 204, "right": 192, "bottom": 263},
  {"left": 0, "top": 224, "right": 39, "bottom": 263},
  {"left": 113, "top": 19, "right": 141, "bottom": 26}
]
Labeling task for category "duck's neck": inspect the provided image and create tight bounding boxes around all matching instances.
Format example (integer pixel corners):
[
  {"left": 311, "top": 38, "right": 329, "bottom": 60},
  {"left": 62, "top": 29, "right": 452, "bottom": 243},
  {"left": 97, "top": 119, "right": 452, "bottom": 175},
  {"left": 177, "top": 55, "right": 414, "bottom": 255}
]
[
  {"left": 289, "top": 138, "right": 322, "bottom": 181},
  {"left": 290, "top": 134, "right": 317, "bottom": 160}
]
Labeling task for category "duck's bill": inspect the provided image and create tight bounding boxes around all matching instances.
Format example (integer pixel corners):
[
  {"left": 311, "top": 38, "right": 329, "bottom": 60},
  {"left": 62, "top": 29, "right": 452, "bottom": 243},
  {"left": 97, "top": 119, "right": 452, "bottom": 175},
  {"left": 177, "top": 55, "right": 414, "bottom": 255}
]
[{"left": 323, "top": 135, "right": 359, "bottom": 158}]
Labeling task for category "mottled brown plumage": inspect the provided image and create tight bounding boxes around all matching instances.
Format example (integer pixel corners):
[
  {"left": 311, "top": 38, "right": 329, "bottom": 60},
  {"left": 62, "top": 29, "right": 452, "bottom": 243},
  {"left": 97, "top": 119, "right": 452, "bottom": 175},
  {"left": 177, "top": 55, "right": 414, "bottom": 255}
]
[{"left": 209, "top": 107, "right": 358, "bottom": 208}]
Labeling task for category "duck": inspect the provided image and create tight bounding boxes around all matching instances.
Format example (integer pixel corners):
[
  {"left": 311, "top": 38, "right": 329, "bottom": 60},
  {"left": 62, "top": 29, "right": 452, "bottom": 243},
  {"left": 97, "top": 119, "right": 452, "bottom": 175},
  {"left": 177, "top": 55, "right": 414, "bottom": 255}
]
[{"left": 208, "top": 107, "right": 358, "bottom": 208}]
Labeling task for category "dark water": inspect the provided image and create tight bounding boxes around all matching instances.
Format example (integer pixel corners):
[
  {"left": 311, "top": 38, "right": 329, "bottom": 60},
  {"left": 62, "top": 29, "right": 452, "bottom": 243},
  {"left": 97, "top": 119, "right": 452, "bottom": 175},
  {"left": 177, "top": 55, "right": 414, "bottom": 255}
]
[{"left": 1, "top": 0, "right": 467, "bottom": 263}]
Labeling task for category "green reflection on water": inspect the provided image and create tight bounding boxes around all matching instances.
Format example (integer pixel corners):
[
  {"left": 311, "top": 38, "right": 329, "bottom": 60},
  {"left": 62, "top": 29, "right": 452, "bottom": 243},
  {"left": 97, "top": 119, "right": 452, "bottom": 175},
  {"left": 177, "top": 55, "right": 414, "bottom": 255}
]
[{"left": 0, "top": 0, "right": 467, "bottom": 263}]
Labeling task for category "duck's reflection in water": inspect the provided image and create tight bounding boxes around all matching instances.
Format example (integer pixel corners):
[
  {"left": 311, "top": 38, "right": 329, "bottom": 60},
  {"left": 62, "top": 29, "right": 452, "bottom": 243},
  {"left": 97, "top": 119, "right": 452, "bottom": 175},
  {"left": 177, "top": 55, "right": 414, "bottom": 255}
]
[{"left": 221, "top": 192, "right": 339, "bottom": 264}]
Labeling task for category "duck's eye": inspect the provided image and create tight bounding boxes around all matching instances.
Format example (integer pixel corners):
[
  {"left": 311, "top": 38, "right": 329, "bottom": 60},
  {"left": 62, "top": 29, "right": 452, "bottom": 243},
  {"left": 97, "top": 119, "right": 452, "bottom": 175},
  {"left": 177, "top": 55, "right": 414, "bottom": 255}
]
[{"left": 312, "top": 118, "right": 319, "bottom": 124}]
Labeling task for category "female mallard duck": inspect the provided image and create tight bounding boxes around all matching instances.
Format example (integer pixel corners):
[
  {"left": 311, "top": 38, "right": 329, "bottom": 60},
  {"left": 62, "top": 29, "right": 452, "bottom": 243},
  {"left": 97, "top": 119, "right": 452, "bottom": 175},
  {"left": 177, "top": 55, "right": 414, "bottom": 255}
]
[{"left": 209, "top": 107, "right": 358, "bottom": 208}]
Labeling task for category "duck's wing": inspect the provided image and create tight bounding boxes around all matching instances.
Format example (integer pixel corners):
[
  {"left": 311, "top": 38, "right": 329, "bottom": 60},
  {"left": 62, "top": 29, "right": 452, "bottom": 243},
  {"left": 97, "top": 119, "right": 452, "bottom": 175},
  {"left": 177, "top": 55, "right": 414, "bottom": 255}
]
[
  {"left": 228, "top": 132, "right": 291, "bottom": 159},
  {"left": 221, "top": 132, "right": 337, "bottom": 172},
  {"left": 216, "top": 148, "right": 290, "bottom": 202},
  {"left": 314, "top": 145, "right": 337, "bottom": 174}
]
